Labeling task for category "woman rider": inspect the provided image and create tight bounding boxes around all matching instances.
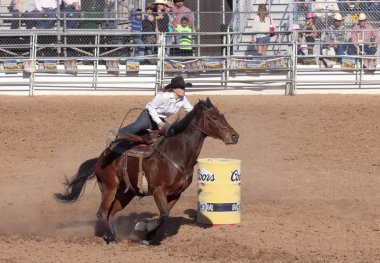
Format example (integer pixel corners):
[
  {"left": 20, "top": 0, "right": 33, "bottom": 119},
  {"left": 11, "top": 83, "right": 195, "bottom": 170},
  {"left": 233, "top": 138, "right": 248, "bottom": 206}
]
[{"left": 109, "top": 75, "right": 193, "bottom": 156}]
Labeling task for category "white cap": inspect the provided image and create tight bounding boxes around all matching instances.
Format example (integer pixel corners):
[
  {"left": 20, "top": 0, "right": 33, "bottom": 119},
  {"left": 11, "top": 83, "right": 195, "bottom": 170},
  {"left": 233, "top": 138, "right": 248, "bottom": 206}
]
[
  {"left": 334, "top": 13, "right": 342, "bottom": 21},
  {"left": 153, "top": 0, "right": 167, "bottom": 5},
  {"left": 358, "top": 13, "right": 367, "bottom": 21}
]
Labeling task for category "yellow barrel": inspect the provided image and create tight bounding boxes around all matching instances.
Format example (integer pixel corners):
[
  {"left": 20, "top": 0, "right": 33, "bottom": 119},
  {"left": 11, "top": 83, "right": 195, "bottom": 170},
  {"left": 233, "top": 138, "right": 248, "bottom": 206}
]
[{"left": 197, "top": 158, "right": 241, "bottom": 225}]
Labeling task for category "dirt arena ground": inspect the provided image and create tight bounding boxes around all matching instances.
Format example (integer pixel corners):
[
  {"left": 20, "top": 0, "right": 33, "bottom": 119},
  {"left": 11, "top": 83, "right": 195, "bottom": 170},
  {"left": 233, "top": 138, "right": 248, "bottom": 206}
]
[{"left": 0, "top": 95, "right": 379, "bottom": 263}]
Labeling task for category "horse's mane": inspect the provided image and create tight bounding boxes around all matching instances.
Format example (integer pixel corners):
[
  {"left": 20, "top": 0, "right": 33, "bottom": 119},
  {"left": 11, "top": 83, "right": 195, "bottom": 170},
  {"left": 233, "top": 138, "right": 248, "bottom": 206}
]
[{"left": 167, "top": 99, "right": 213, "bottom": 136}]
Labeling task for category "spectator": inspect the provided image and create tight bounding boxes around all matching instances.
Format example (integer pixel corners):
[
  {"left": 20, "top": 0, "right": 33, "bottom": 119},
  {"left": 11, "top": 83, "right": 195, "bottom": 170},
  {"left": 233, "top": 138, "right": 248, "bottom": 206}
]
[
  {"left": 349, "top": 13, "right": 380, "bottom": 55},
  {"left": 103, "top": 0, "right": 117, "bottom": 29},
  {"left": 153, "top": 0, "right": 170, "bottom": 46},
  {"left": 313, "top": 0, "right": 339, "bottom": 30},
  {"left": 291, "top": 23, "right": 309, "bottom": 56},
  {"left": 166, "top": 1, "right": 174, "bottom": 56},
  {"left": 8, "top": 0, "right": 38, "bottom": 29},
  {"left": 323, "top": 13, "right": 350, "bottom": 62},
  {"left": 142, "top": 5, "right": 156, "bottom": 55},
  {"left": 35, "top": 0, "right": 58, "bottom": 29},
  {"left": 251, "top": 4, "right": 271, "bottom": 56},
  {"left": 302, "top": 12, "right": 318, "bottom": 55},
  {"left": 61, "top": 0, "right": 81, "bottom": 29},
  {"left": 131, "top": 8, "right": 144, "bottom": 56},
  {"left": 118, "top": 0, "right": 130, "bottom": 24},
  {"left": 172, "top": 0, "right": 193, "bottom": 25},
  {"left": 173, "top": 16, "right": 193, "bottom": 56}
]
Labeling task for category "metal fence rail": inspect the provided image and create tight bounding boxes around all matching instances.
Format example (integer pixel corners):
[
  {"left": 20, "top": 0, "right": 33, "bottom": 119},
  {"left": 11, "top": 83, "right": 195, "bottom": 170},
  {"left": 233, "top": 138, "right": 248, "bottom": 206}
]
[
  {"left": 0, "top": 30, "right": 295, "bottom": 95},
  {"left": 1, "top": 2, "right": 380, "bottom": 95}
]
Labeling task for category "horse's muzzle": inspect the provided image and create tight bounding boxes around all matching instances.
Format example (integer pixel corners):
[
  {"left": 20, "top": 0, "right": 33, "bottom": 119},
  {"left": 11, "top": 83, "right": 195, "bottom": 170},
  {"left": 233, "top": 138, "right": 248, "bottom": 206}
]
[{"left": 225, "top": 133, "right": 239, "bottom": 144}]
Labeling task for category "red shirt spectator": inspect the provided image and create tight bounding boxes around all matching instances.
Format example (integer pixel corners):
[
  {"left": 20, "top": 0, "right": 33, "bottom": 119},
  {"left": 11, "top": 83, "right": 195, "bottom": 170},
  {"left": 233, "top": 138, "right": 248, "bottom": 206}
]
[
  {"left": 351, "top": 13, "right": 380, "bottom": 55},
  {"left": 172, "top": 0, "right": 193, "bottom": 25}
]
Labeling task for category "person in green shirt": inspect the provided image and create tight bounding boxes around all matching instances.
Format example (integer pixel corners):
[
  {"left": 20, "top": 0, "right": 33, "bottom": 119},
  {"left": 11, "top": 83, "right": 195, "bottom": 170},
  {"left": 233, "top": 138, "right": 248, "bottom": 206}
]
[{"left": 173, "top": 16, "right": 193, "bottom": 56}]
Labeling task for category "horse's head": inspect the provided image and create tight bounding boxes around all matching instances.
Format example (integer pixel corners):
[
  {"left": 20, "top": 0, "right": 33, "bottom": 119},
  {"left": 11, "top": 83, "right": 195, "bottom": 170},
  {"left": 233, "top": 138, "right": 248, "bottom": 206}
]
[{"left": 197, "top": 98, "right": 239, "bottom": 144}]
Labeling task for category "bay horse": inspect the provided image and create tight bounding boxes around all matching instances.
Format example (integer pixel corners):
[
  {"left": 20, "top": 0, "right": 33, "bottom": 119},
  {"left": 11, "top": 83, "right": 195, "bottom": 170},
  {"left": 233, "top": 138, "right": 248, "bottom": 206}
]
[{"left": 55, "top": 98, "right": 239, "bottom": 244}]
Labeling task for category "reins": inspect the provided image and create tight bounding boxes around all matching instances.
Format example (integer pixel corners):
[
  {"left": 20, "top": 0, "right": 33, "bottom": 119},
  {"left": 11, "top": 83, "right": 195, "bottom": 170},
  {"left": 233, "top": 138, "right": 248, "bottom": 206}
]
[{"left": 118, "top": 107, "right": 145, "bottom": 131}]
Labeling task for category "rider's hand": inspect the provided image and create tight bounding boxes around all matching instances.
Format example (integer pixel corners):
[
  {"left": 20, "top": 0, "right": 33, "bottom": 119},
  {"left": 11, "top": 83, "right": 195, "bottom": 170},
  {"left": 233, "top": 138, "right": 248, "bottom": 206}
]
[{"left": 158, "top": 122, "right": 165, "bottom": 130}]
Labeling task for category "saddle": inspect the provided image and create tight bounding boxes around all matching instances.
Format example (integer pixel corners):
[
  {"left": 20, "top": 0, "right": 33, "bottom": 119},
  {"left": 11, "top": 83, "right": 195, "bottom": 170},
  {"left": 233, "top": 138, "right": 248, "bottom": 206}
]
[
  {"left": 118, "top": 129, "right": 163, "bottom": 158},
  {"left": 108, "top": 129, "right": 164, "bottom": 196}
]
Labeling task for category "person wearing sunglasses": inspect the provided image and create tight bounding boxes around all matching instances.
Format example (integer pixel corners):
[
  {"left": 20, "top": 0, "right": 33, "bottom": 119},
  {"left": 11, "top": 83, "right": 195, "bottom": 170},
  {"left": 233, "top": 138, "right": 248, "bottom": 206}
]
[
  {"left": 142, "top": 4, "right": 157, "bottom": 56},
  {"left": 172, "top": 0, "right": 193, "bottom": 25}
]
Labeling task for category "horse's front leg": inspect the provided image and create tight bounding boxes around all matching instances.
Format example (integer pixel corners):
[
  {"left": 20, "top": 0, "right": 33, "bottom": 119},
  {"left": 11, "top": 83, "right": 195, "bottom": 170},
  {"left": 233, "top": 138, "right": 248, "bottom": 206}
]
[{"left": 136, "top": 187, "right": 170, "bottom": 244}]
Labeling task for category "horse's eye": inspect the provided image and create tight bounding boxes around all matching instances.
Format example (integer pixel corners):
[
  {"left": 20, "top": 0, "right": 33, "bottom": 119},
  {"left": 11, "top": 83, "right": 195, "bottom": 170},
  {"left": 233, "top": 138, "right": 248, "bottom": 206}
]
[{"left": 211, "top": 115, "right": 218, "bottom": 120}]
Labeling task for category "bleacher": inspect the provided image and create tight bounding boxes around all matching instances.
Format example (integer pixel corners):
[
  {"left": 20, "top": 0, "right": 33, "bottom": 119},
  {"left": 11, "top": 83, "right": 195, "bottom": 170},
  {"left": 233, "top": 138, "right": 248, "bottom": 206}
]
[{"left": 1, "top": 0, "right": 380, "bottom": 96}]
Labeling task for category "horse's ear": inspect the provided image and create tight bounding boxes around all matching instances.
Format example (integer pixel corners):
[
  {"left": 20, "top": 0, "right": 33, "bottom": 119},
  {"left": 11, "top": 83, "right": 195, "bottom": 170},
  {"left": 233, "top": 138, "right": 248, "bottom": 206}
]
[{"left": 205, "top": 97, "right": 213, "bottom": 107}]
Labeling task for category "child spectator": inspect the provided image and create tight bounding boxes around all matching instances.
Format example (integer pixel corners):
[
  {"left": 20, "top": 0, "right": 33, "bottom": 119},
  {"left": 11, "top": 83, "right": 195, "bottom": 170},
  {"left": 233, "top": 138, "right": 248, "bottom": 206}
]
[
  {"left": 172, "top": 0, "right": 193, "bottom": 45},
  {"left": 173, "top": 16, "right": 193, "bottom": 56},
  {"left": 131, "top": 8, "right": 144, "bottom": 56}
]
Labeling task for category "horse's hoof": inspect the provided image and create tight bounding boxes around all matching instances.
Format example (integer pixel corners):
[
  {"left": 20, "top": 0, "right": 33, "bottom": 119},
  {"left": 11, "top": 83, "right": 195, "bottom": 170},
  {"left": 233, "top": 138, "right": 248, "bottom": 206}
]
[
  {"left": 134, "top": 221, "right": 147, "bottom": 232},
  {"left": 146, "top": 219, "right": 159, "bottom": 232},
  {"left": 139, "top": 240, "right": 150, "bottom": 246},
  {"left": 94, "top": 222, "right": 104, "bottom": 237},
  {"left": 103, "top": 235, "right": 118, "bottom": 244}
]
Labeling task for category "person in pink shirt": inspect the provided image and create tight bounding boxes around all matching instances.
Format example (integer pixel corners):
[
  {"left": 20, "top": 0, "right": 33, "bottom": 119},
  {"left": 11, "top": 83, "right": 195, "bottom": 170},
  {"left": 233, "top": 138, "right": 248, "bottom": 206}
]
[
  {"left": 349, "top": 13, "right": 380, "bottom": 55},
  {"left": 172, "top": 0, "right": 193, "bottom": 25}
]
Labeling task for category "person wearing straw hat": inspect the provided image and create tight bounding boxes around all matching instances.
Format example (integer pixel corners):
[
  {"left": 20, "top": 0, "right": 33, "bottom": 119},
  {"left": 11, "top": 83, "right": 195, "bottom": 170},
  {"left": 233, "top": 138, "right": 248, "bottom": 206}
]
[
  {"left": 108, "top": 76, "right": 193, "bottom": 155},
  {"left": 153, "top": 0, "right": 170, "bottom": 33},
  {"left": 323, "top": 13, "right": 350, "bottom": 62},
  {"left": 349, "top": 13, "right": 380, "bottom": 55}
]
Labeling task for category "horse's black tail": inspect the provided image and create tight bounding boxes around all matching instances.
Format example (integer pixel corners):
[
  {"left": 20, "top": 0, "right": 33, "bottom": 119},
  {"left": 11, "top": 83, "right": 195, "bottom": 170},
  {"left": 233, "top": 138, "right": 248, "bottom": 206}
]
[{"left": 54, "top": 158, "right": 98, "bottom": 203}]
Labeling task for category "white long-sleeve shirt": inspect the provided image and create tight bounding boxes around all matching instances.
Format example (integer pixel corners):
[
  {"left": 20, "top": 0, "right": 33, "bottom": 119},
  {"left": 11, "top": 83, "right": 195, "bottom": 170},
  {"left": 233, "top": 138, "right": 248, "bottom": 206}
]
[
  {"left": 252, "top": 15, "right": 271, "bottom": 38},
  {"left": 146, "top": 92, "right": 193, "bottom": 125},
  {"left": 35, "top": 0, "right": 57, "bottom": 11},
  {"left": 65, "top": 0, "right": 81, "bottom": 5}
]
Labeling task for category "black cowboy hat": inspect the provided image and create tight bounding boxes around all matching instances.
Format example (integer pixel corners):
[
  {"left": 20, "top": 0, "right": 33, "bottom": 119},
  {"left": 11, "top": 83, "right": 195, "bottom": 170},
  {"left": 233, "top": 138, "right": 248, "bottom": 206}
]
[{"left": 164, "top": 76, "right": 192, "bottom": 90}]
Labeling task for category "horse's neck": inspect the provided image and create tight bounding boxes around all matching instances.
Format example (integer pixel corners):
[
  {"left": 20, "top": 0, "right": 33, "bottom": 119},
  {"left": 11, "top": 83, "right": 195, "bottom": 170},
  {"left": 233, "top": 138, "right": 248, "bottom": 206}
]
[{"left": 164, "top": 122, "right": 205, "bottom": 169}]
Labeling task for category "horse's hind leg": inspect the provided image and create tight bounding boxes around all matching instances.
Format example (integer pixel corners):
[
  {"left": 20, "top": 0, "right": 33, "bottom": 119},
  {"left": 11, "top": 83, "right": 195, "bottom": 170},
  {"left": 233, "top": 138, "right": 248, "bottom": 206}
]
[
  {"left": 97, "top": 183, "right": 118, "bottom": 244},
  {"left": 107, "top": 190, "right": 136, "bottom": 237},
  {"left": 96, "top": 188, "right": 136, "bottom": 242}
]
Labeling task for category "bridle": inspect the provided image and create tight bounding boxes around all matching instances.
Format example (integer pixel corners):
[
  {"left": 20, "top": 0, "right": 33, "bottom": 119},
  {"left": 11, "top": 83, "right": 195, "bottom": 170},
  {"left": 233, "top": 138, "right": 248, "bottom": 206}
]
[{"left": 191, "top": 106, "right": 230, "bottom": 140}]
